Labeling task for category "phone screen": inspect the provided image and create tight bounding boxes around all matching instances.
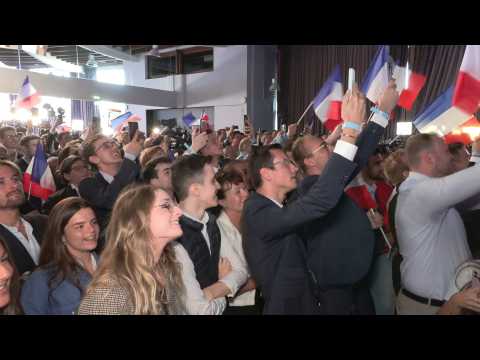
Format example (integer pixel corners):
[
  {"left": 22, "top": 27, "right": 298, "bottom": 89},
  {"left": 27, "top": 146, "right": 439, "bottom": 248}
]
[{"left": 128, "top": 122, "right": 139, "bottom": 141}]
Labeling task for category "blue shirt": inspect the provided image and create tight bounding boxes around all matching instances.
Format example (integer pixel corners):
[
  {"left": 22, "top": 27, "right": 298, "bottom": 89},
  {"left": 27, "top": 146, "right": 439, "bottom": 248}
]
[{"left": 20, "top": 254, "right": 98, "bottom": 315}]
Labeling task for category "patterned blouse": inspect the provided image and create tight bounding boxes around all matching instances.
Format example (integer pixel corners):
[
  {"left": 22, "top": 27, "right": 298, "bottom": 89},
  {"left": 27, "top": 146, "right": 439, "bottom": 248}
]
[{"left": 77, "top": 277, "right": 184, "bottom": 315}]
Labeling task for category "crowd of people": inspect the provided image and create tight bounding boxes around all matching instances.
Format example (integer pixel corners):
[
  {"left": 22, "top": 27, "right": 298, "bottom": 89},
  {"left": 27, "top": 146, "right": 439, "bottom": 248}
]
[{"left": 1, "top": 82, "right": 480, "bottom": 315}]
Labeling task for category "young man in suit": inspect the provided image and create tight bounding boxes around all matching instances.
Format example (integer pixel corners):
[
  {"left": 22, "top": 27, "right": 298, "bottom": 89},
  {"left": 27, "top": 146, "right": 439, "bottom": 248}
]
[
  {"left": 41, "top": 155, "right": 92, "bottom": 214},
  {"left": 290, "top": 82, "right": 399, "bottom": 314},
  {"left": 79, "top": 132, "right": 143, "bottom": 251},
  {"left": 171, "top": 154, "right": 247, "bottom": 314},
  {"left": 241, "top": 86, "right": 369, "bottom": 315},
  {"left": 0, "top": 160, "right": 48, "bottom": 276},
  {"left": 16, "top": 135, "right": 41, "bottom": 173}
]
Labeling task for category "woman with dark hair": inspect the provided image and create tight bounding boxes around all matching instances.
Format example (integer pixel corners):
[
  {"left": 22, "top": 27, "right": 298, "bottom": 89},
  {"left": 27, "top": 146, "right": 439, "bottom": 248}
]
[
  {"left": 20, "top": 197, "right": 99, "bottom": 314},
  {"left": 215, "top": 168, "right": 262, "bottom": 314},
  {"left": 0, "top": 236, "right": 22, "bottom": 314},
  {"left": 41, "top": 155, "right": 91, "bottom": 215}
]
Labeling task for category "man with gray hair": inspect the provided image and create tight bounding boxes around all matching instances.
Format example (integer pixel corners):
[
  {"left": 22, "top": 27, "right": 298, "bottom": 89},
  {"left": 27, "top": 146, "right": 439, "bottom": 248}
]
[{"left": 395, "top": 133, "right": 480, "bottom": 315}]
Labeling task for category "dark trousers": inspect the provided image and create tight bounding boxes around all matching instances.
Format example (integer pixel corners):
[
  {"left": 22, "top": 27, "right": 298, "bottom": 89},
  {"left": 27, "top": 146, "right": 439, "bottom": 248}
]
[
  {"left": 316, "top": 281, "right": 375, "bottom": 315},
  {"left": 223, "top": 290, "right": 264, "bottom": 315}
]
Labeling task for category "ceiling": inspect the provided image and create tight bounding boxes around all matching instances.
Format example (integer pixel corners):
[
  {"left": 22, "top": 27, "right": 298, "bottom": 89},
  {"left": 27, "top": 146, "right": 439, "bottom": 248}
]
[{"left": 0, "top": 45, "right": 220, "bottom": 71}]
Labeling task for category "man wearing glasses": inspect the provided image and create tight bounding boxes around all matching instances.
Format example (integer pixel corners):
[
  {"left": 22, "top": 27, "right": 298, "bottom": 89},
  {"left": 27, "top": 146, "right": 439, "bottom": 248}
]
[
  {"left": 0, "top": 127, "right": 20, "bottom": 162},
  {"left": 291, "top": 82, "right": 399, "bottom": 315},
  {"left": 79, "top": 132, "right": 143, "bottom": 252},
  {"left": 242, "top": 85, "right": 369, "bottom": 315}
]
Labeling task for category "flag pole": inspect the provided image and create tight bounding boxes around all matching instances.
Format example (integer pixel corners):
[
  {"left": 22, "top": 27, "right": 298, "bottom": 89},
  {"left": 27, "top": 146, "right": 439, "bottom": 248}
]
[
  {"left": 368, "top": 208, "right": 392, "bottom": 251},
  {"left": 296, "top": 101, "right": 314, "bottom": 126}
]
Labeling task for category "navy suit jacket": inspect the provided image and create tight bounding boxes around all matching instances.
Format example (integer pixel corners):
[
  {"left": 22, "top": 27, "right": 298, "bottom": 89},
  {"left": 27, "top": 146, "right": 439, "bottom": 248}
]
[
  {"left": 296, "top": 121, "right": 386, "bottom": 290},
  {"left": 242, "top": 152, "right": 357, "bottom": 314}
]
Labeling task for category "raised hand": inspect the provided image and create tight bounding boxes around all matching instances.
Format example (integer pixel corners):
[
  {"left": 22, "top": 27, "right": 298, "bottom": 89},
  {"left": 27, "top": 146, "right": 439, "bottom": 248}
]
[
  {"left": 123, "top": 130, "right": 144, "bottom": 157},
  {"left": 377, "top": 80, "right": 399, "bottom": 114},
  {"left": 341, "top": 83, "right": 367, "bottom": 125},
  {"left": 191, "top": 127, "right": 209, "bottom": 153}
]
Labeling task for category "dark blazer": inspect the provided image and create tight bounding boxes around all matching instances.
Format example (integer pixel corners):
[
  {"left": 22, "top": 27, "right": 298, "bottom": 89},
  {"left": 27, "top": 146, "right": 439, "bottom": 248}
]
[
  {"left": 0, "top": 213, "right": 48, "bottom": 276},
  {"left": 293, "top": 121, "right": 386, "bottom": 314},
  {"left": 41, "top": 185, "right": 79, "bottom": 215},
  {"left": 242, "top": 152, "right": 356, "bottom": 315},
  {"left": 15, "top": 157, "right": 29, "bottom": 173},
  {"left": 79, "top": 158, "right": 140, "bottom": 233}
]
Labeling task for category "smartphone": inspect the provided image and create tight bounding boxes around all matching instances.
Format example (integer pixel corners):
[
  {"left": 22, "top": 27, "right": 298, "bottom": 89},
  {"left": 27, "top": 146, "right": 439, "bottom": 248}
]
[
  {"left": 348, "top": 68, "right": 356, "bottom": 91},
  {"left": 128, "top": 122, "right": 139, "bottom": 142},
  {"left": 200, "top": 119, "right": 209, "bottom": 132}
]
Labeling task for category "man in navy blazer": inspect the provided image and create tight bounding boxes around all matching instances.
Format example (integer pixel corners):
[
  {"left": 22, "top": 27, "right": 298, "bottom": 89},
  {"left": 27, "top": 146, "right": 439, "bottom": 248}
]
[
  {"left": 79, "top": 132, "right": 143, "bottom": 251},
  {"left": 242, "top": 88, "right": 367, "bottom": 314},
  {"left": 291, "top": 82, "right": 399, "bottom": 314}
]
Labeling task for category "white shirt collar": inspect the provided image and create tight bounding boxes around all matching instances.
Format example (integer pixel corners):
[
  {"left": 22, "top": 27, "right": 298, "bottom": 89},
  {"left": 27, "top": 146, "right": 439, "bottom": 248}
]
[
  {"left": 70, "top": 184, "right": 80, "bottom": 194},
  {"left": 2, "top": 218, "right": 34, "bottom": 234},
  {"left": 182, "top": 210, "right": 210, "bottom": 225},
  {"left": 99, "top": 171, "right": 114, "bottom": 184},
  {"left": 263, "top": 196, "right": 284, "bottom": 208}
]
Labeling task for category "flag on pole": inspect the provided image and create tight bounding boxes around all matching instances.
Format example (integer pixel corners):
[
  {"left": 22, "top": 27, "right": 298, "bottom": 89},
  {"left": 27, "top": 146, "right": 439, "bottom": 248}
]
[
  {"left": 182, "top": 112, "right": 197, "bottom": 127},
  {"left": 110, "top": 112, "right": 141, "bottom": 132},
  {"left": 443, "top": 116, "right": 480, "bottom": 145},
  {"left": 17, "top": 76, "right": 40, "bottom": 110},
  {"left": 392, "top": 64, "right": 427, "bottom": 110},
  {"left": 452, "top": 45, "right": 480, "bottom": 115},
  {"left": 312, "top": 65, "right": 344, "bottom": 132},
  {"left": 413, "top": 85, "right": 472, "bottom": 140},
  {"left": 23, "top": 143, "right": 56, "bottom": 201},
  {"left": 361, "top": 46, "right": 390, "bottom": 104}
]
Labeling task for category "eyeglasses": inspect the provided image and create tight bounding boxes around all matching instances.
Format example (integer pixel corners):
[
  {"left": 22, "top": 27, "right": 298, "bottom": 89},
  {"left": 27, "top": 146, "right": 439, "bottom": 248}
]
[
  {"left": 272, "top": 158, "right": 297, "bottom": 168},
  {"left": 308, "top": 142, "right": 328, "bottom": 157},
  {"left": 71, "top": 165, "right": 88, "bottom": 172},
  {"left": 94, "top": 140, "right": 118, "bottom": 153}
]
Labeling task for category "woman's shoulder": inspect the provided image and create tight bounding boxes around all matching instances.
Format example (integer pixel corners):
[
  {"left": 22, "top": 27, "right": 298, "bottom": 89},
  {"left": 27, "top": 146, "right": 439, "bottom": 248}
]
[{"left": 77, "top": 277, "right": 134, "bottom": 315}]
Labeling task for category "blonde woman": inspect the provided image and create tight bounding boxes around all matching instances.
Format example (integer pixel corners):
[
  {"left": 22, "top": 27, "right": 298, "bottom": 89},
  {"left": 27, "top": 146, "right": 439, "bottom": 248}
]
[{"left": 78, "top": 184, "right": 185, "bottom": 315}]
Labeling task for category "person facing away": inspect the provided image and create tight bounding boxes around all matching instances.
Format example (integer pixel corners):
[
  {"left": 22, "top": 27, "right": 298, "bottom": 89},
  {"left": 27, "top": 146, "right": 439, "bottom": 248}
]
[
  {"left": 171, "top": 154, "right": 247, "bottom": 315},
  {"left": 21, "top": 197, "right": 100, "bottom": 315},
  {"left": 78, "top": 184, "right": 186, "bottom": 315}
]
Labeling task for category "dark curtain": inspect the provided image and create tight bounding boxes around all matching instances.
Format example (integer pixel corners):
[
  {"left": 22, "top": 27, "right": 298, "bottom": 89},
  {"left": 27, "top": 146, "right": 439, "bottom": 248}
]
[{"left": 278, "top": 45, "right": 467, "bottom": 140}]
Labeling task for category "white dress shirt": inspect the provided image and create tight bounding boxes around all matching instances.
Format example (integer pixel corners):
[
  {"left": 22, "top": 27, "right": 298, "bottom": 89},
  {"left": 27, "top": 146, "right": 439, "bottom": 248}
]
[
  {"left": 2, "top": 218, "right": 41, "bottom": 266},
  {"left": 174, "top": 210, "right": 247, "bottom": 314},
  {"left": 395, "top": 166, "right": 480, "bottom": 300},
  {"left": 217, "top": 211, "right": 255, "bottom": 307}
]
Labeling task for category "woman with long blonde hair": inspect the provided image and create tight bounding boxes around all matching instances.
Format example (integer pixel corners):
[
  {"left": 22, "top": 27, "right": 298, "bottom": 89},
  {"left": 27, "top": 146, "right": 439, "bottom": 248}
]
[{"left": 78, "top": 184, "right": 185, "bottom": 315}]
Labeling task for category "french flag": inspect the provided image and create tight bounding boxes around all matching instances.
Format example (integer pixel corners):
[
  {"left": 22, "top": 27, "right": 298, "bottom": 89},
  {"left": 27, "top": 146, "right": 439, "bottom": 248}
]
[
  {"left": 17, "top": 76, "right": 40, "bottom": 110},
  {"left": 392, "top": 64, "right": 427, "bottom": 110},
  {"left": 312, "top": 65, "right": 343, "bottom": 132},
  {"left": 182, "top": 112, "right": 196, "bottom": 127},
  {"left": 413, "top": 85, "right": 472, "bottom": 139},
  {"left": 23, "top": 143, "right": 56, "bottom": 201},
  {"left": 443, "top": 116, "right": 480, "bottom": 145},
  {"left": 110, "top": 111, "right": 141, "bottom": 132},
  {"left": 453, "top": 45, "right": 480, "bottom": 115},
  {"left": 361, "top": 46, "right": 390, "bottom": 104}
]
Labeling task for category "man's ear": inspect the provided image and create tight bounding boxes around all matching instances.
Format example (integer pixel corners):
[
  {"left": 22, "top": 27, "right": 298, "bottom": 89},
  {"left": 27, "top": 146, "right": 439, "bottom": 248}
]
[
  {"left": 189, "top": 182, "right": 201, "bottom": 198},
  {"left": 88, "top": 155, "right": 100, "bottom": 166},
  {"left": 304, "top": 157, "right": 315, "bottom": 168},
  {"left": 259, "top": 167, "right": 273, "bottom": 183},
  {"left": 64, "top": 172, "right": 72, "bottom": 182}
]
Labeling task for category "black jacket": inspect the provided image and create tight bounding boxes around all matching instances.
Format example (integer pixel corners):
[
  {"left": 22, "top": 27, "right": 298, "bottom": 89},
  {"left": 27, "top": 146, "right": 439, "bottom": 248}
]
[
  {"left": 176, "top": 214, "right": 221, "bottom": 289},
  {"left": 297, "top": 121, "right": 385, "bottom": 289},
  {"left": 242, "top": 153, "right": 357, "bottom": 315},
  {"left": 41, "top": 185, "right": 79, "bottom": 215},
  {"left": 79, "top": 158, "right": 139, "bottom": 232},
  {"left": 0, "top": 213, "right": 48, "bottom": 276}
]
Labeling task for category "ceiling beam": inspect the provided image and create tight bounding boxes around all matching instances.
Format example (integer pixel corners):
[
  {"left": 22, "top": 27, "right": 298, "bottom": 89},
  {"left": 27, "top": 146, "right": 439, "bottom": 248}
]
[
  {"left": 0, "top": 67, "right": 177, "bottom": 107},
  {"left": 79, "top": 45, "right": 140, "bottom": 62}
]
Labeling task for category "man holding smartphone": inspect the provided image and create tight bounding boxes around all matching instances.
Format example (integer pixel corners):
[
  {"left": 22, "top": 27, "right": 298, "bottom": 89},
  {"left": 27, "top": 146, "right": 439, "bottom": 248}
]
[{"left": 79, "top": 129, "right": 144, "bottom": 251}]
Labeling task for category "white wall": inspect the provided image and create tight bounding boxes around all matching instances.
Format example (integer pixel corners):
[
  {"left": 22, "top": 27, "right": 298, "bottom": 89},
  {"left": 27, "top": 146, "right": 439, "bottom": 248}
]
[{"left": 123, "top": 45, "right": 248, "bottom": 131}]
